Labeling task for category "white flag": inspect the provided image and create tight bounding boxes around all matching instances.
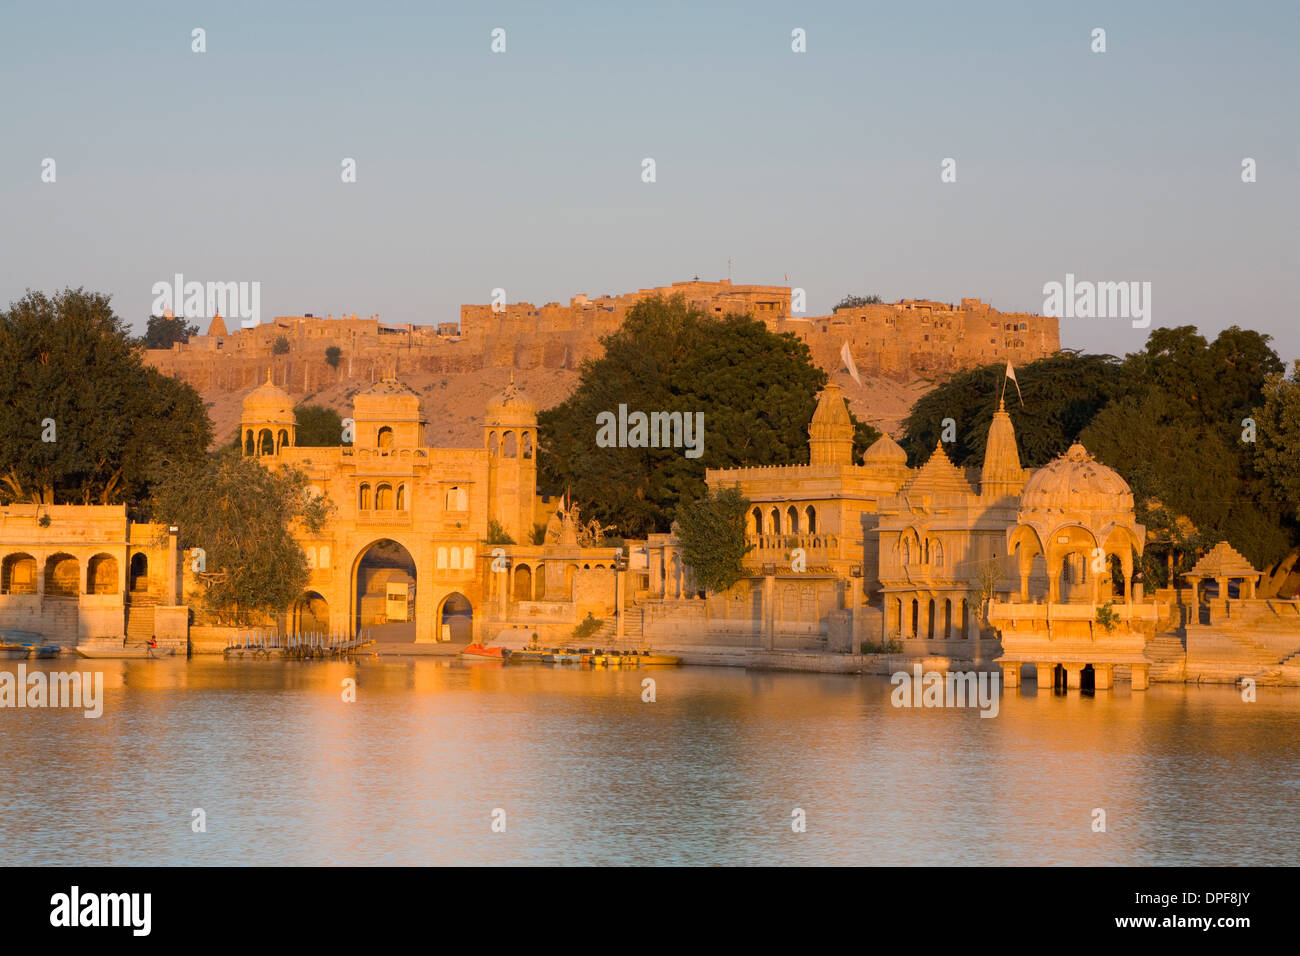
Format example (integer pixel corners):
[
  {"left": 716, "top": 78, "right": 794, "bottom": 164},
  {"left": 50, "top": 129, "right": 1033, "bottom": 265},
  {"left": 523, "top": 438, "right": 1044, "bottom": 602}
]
[
  {"left": 1005, "top": 360, "right": 1023, "bottom": 404},
  {"left": 841, "top": 341, "right": 862, "bottom": 386}
]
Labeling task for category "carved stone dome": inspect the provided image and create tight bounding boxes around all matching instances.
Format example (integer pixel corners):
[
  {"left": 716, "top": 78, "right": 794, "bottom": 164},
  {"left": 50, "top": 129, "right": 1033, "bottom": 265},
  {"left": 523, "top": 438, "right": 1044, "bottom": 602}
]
[
  {"left": 862, "top": 433, "right": 908, "bottom": 467},
  {"left": 1020, "top": 442, "right": 1133, "bottom": 512},
  {"left": 242, "top": 372, "right": 294, "bottom": 423},
  {"left": 486, "top": 374, "right": 537, "bottom": 422}
]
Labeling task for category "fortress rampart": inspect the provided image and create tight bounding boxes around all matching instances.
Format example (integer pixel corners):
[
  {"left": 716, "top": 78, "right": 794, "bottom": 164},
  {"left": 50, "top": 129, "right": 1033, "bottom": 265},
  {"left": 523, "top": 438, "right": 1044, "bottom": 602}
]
[{"left": 142, "top": 280, "right": 1059, "bottom": 394}]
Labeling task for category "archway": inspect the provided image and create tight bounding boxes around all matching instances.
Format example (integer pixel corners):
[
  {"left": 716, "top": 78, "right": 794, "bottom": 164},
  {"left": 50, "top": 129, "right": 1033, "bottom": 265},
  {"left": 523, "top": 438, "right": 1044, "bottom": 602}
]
[
  {"left": 354, "top": 539, "right": 417, "bottom": 642},
  {"left": 1081, "top": 664, "right": 1096, "bottom": 693},
  {"left": 88, "top": 554, "right": 118, "bottom": 594},
  {"left": 44, "top": 554, "right": 79, "bottom": 597},
  {"left": 439, "top": 592, "right": 473, "bottom": 643},
  {"left": 513, "top": 564, "right": 532, "bottom": 600},
  {"left": 1, "top": 553, "right": 37, "bottom": 594},
  {"left": 295, "top": 591, "right": 330, "bottom": 633},
  {"left": 129, "top": 553, "right": 149, "bottom": 593}
]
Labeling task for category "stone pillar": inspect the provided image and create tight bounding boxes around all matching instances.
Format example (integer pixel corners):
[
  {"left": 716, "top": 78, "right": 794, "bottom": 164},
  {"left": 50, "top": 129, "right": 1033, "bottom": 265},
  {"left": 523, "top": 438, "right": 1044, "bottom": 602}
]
[
  {"left": 1019, "top": 571, "right": 1029, "bottom": 602},
  {"left": 1036, "top": 662, "right": 1056, "bottom": 690},
  {"left": 79, "top": 556, "right": 89, "bottom": 595},
  {"left": 763, "top": 566, "right": 776, "bottom": 651},
  {"left": 498, "top": 562, "right": 508, "bottom": 620},
  {"left": 1001, "top": 662, "right": 1020, "bottom": 688},
  {"left": 1131, "top": 663, "right": 1150, "bottom": 690},
  {"left": 1093, "top": 664, "right": 1114, "bottom": 690},
  {"left": 1064, "top": 664, "right": 1083, "bottom": 690},
  {"left": 167, "top": 526, "right": 179, "bottom": 605},
  {"left": 616, "top": 569, "right": 625, "bottom": 641}
]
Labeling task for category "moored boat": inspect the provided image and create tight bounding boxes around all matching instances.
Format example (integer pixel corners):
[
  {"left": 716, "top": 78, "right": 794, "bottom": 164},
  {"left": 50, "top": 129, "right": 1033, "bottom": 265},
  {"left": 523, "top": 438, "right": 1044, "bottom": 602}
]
[
  {"left": 75, "top": 644, "right": 176, "bottom": 659},
  {"left": 460, "top": 643, "right": 510, "bottom": 660}
]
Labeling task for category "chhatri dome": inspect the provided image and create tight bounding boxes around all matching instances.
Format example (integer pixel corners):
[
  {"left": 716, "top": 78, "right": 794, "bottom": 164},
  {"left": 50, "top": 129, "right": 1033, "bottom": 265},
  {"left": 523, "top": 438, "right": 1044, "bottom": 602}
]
[
  {"left": 241, "top": 368, "right": 294, "bottom": 425},
  {"left": 862, "top": 432, "right": 908, "bottom": 467},
  {"left": 1020, "top": 442, "right": 1134, "bottom": 513},
  {"left": 486, "top": 372, "right": 538, "bottom": 424}
]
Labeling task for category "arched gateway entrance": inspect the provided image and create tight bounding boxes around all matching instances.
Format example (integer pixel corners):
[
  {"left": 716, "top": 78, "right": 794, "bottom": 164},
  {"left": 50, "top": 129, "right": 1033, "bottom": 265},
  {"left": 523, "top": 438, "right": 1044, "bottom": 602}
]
[
  {"left": 438, "top": 592, "right": 473, "bottom": 643},
  {"left": 354, "top": 539, "right": 417, "bottom": 642}
]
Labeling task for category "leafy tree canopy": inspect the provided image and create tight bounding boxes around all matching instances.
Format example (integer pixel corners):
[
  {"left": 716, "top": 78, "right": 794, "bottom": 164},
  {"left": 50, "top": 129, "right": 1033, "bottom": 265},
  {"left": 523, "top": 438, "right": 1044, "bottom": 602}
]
[
  {"left": 538, "top": 294, "right": 879, "bottom": 537},
  {"left": 150, "top": 448, "right": 331, "bottom": 626},
  {"left": 0, "top": 288, "right": 212, "bottom": 507},
  {"left": 141, "top": 313, "right": 199, "bottom": 349},
  {"left": 294, "top": 404, "right": 343, "bottom": 446},
  {"left": 833, "top": 294, "right": 883, "bottom": 310},
  {"left": 672, "top": 486, "right": 753, "bottom": 593}
]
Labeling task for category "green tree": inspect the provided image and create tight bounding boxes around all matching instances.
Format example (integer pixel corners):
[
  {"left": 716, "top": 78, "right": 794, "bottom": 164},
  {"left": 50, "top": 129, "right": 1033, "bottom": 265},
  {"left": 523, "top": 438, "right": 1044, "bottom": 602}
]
[
  {"left": 141, "top": 313, "right": 199, "bottom": 349},
  {"left": 325, "top": 345, "right": 342, "bottom": 368},
  {"left": 900, "top": 352, "right": 1126, "bottom": 468},
  {"left": 485, "top": 519, "right": 514, "bottom": 545},
  {"left": 539, "top": 294, "right": 878, "bottom": 537},
  {"left": 832, "top": 294, "right": 883, "bottom": 311},
  {"left": 0, "top": 288, "right": 212, "bottom": 506},
  {"left": 1252, "top": 362, "right": 1300, "bottom": 521},
  {"left": 272, "top": 335, "right": 290, "bottom": 355},
  {"left": 294, "top": 404, "right": 344, "bottom": 446},
  {"left": 150, "top": 448, "right": 332, "bottom": 626},
  {"left": 672, "top": 486, "right": 753, "bottom": 593}
]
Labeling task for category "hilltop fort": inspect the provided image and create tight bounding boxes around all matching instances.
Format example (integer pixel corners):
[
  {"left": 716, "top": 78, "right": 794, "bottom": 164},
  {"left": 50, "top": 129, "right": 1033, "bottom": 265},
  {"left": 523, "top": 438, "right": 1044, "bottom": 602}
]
[{"left": 143, "top": 279, "right": 1060, "bottom": 396}]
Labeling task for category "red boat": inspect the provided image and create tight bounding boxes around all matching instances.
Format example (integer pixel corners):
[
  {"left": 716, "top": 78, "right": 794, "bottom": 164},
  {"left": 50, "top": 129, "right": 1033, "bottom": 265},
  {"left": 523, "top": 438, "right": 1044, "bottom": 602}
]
[{"left": 460, "top": 643, "right": 510, "bottom": 660}]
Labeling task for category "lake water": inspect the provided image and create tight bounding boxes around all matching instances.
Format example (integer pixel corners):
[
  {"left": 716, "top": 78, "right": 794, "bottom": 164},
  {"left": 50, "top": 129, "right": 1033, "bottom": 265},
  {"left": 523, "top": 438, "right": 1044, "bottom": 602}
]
[{"left": 2, "top": 658, "right": 1297, "bottom": 866}]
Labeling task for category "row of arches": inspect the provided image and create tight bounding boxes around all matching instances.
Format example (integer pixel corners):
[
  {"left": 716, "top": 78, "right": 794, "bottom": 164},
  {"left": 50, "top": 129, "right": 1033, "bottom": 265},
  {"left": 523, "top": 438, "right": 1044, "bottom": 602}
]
[
  {"left": 245, "top": 427, "right": 292, "bottom": 456},
  {"left": 749, "top": 504, "right": 818, "bottom": 536},
  {"left": 899, "top": 534, "right": 944, "bottom": 568},
  {"left": 0, "top": 552, "right": 149, "bottom": 596},
  {"left": 358, "top": 482, "right": 408, "bottom": 511},
  {"left": 487, "top": 429, "right": 534, "bottom": 459},
  {"left": 890, "top": 595, "right": 973, "bottom": 641}
]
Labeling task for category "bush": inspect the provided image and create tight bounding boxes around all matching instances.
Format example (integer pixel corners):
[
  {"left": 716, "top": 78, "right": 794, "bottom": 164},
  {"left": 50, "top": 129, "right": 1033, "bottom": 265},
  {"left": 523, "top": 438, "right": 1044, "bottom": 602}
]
[
  {"left": 272, "top": 336, "right": 290, "bottom": 355},
  {"left": 571, "top": 612, "right": 604, "bottom": 642}
]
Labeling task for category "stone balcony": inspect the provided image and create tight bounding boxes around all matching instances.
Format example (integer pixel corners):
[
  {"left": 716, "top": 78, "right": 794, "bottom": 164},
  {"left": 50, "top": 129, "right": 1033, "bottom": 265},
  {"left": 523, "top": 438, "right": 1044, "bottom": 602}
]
[{"left": 744, "top": 533, "right": 841, "bottom": 567}]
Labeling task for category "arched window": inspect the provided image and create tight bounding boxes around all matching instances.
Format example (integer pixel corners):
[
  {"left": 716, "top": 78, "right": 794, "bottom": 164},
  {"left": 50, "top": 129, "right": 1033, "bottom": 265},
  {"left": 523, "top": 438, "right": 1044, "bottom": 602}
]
[
  {"left": 450, "top": 547, "right": 462, "bottom": 570},
  {"left": 376, "top": 484, "right": 393, "bottom": 510},
  {"left": 770, "top": 507, "right": 781, "bottom": 534},
  {"left": 901, "top": 538, "right": 911, "bottom": 565},
  {"left": 522, "top": 432, "right": 534, "bottom": 459},
  {"left": 751, "top": 507, "right": 763, "bottom": 535},
  {"left": 446, "top": 486, "right": 467, "bottom": 511},
  {"left": 359, "top": 483, "right": 371, "bottom": 510},
  {"left": 488, "top": 431, "right": 499, "bottom": 456},
  {"left": 244, "top": 430, "right": 254, "bottom": 456},
  {"left": 306, "top": 547, "right": 316, "bottom": 569},
  {"left": 786, "top": 506, "right": 799, "bottom": 534},
  {"left": 318, "top": 546, "right": 330, "bottom": 569},
  {"left": 462, "top": 546, "right": 473, "bottom": 569},
  {"left": 503, "top": 431, "right": 517, "bottom": 458},
  {"left": 437, "top": 547, "right": 448, "bottom": 569},
  {"left": 377, "top": 427, "right": 394, "bottom": 451},
  {"left": 278, "top": 428, "right": 290, "bottom": 450},
  {"left": 933, "top": 540, "right": 944, "bottom": 567},
  {"left": 396, "top": 484, "right": 406, "bottom": 511},
  {"left": 258, "top": 428, "right": 274, "bottom": 455},
  {"left": 805, "top": 506, "right": 816, "bottom": 534}
]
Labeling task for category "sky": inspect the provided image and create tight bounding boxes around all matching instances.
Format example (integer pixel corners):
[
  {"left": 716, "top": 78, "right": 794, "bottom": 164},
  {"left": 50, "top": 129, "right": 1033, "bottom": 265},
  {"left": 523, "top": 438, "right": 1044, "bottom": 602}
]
[{"left": 1, "top": 0, "right": 1296, "bottom": 362}]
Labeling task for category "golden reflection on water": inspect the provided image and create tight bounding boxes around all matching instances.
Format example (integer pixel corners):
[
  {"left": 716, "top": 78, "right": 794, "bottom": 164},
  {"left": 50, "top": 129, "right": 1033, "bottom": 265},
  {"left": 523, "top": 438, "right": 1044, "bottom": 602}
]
[{"left": 1, "top": 658, "right": 1297, "bottom": 865}]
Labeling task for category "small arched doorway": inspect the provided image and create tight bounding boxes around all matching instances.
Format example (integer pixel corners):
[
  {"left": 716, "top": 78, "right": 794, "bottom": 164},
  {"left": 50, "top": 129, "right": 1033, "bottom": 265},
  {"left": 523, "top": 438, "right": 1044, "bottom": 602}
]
[
  {"left": 439, "top": 592, "right": 473, "bottom": 643},
  {"left": 129, "top": 553, "right": 149, "bottom": 594},
  {"left": 295, "top": 591, "right": 330, "bottom": 633}
]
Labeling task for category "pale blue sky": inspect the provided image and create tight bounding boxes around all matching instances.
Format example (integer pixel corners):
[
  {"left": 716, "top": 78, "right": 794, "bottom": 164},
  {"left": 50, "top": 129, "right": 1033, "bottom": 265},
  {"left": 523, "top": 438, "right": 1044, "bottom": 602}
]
[{"left": 1, "top": 0, "right": 1296, "bottom": 359}]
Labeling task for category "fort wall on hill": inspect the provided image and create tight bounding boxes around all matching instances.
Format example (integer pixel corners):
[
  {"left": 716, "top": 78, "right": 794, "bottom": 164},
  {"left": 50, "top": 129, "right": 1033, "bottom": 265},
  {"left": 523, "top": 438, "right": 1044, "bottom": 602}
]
[{"left": 142, "top": 279, "right": 1059, "bottom": 395}]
